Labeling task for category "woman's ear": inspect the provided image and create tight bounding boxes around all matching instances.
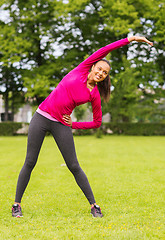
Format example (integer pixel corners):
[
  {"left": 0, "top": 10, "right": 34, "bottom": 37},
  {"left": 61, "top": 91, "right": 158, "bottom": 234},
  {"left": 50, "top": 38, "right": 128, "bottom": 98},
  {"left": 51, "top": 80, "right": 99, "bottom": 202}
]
[{"left": 91, "top": 65, "right": 94, "bottom": 71}]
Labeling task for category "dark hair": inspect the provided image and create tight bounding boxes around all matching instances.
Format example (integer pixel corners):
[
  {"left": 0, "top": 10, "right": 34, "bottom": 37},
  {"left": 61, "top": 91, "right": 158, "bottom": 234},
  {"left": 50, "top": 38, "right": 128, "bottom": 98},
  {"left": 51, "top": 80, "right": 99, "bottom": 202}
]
[{"left": 94, "top": 59, "right": 111, "bottom": 103}]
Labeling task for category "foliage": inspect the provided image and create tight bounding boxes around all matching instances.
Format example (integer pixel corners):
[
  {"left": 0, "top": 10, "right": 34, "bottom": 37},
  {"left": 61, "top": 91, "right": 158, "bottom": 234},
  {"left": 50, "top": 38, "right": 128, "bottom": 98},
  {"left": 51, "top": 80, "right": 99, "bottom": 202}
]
[
  {"left": 0, "top": 0, "right": 66, "bottom": 107},
  {"left": 102, "top": 122, "right": 165, "bottom": 136},
  {"left": 100, "top": 0, "right": 141, "bottom": 36},
  {"left": 99, "top": 0, "right": 165, "bottom": 123},
  {"left": 0, "top": 21, "right": 27, "bottom": 120},
  {"left": 1, "top": 121, "right": 164, "bottom": 136},
  {"left": 73, "top": 123, "right": 165, "bottom": 136}
]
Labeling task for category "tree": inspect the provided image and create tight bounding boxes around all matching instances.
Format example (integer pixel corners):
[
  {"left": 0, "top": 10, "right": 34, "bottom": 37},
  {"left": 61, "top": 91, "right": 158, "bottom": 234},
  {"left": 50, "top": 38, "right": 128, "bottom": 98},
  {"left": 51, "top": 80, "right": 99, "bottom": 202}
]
[
  {"left": 0, "top": 20, "right": 27, "bottom": 121},
  {"left": 99, "top": 0, "right": 165, "bottom": 122},
  {"left": 0, "top": 0, "right": 66, "bottom": 109},
  {"left": 0, "top": 0, "right": 164, "bottom": 123},
  {"left": 154, "top": 1, "right": 165, "bottom": 82}
]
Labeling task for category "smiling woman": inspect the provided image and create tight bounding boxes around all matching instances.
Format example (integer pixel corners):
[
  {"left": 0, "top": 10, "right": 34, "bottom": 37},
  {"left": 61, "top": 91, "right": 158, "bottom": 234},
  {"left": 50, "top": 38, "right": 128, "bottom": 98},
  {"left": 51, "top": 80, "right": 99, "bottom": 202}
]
[{"left": 12, "top": 35, "right": 153, "bottom": 219}]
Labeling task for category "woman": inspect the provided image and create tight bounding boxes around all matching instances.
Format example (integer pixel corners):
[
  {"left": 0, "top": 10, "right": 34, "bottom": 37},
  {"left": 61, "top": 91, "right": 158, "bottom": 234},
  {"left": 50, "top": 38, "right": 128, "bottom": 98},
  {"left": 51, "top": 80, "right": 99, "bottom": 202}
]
[{"left": 12, "top": 36, "right": 153, "bottom": 218}]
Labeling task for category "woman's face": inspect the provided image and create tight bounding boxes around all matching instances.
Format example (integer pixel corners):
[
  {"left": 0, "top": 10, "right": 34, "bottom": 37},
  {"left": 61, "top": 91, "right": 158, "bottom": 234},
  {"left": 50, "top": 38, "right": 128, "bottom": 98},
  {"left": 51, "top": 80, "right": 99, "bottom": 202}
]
[{"left": 90, "top": 61, "right": 110, "bottom": 83}]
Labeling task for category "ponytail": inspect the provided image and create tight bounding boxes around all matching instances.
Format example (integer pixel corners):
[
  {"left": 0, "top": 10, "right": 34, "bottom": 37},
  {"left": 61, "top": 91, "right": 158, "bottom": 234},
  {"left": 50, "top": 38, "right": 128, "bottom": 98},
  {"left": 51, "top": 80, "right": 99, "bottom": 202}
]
[{"left": 97, "top": 75, "right": 111, "bottom": 102}]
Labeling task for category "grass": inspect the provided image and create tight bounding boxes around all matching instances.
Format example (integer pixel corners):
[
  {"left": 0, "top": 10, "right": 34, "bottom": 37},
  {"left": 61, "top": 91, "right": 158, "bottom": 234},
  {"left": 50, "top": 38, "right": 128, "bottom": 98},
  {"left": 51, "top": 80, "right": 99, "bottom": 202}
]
[{"left": 0, "top": 135, "right": 164, "bottom": 240}]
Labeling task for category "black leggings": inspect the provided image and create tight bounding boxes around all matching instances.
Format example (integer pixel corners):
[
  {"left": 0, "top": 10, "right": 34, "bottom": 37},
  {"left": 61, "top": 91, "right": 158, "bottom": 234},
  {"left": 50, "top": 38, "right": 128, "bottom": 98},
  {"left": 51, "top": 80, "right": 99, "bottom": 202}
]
[{"left": 15, "top": 112, "right": 96, "bottom": 205}]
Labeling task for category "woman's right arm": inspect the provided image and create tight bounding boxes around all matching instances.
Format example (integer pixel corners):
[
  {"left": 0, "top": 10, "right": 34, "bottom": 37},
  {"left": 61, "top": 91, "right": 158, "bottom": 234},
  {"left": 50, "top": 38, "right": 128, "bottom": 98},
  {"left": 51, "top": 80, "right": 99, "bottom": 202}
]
[
  {"left": 78, "top": 38, "right": 130, "bottom": 70},
  {"left": 78, "top": 36, "right": 153, "bottom": 71}
]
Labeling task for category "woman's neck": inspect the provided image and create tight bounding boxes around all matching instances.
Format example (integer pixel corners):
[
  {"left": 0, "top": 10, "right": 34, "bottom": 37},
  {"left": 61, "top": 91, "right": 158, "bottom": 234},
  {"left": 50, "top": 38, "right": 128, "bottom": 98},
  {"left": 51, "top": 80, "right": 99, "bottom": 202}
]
[{"left": 87, "top": 73, "right": 96, "bottom": 91}]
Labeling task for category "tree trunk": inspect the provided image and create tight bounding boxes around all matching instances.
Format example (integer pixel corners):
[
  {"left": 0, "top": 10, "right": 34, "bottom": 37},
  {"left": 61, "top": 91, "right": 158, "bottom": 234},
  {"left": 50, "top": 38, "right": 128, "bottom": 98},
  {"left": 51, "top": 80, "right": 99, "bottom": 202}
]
[
  {"left": 4, "top": 90, "right": 9, "bottom": 121},
  {"left": 11, "top": 90, "right": 14, "bottom": 122}
]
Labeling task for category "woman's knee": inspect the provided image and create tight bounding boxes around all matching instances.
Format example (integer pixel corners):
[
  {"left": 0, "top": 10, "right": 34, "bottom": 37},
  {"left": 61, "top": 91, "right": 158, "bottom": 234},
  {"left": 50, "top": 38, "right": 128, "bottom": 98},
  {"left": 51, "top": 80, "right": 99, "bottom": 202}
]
[
  {"left": 67, "top": 161, "right": 81, "bottom": 174},
  {"left": 24, "top": 157, "right": 37, "bottom": 171}
]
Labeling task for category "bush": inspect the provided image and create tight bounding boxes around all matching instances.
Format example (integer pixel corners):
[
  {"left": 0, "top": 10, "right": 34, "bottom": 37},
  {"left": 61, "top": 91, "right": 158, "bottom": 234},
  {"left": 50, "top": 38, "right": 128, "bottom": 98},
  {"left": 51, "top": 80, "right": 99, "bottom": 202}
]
[
  {"left": 0, "top": 122, "right": 164, "bottom": 136},
  {"left": 72, "top": 123, "right": 165, "bottom": 136},
  {"left": 72, "top": 128, "right": 94, "bottom": 136},
  {"left": 0, "top": 122, "right": 23, "bottom": 136},
  {"left": 102, "top": 123, "right": 165, "bottom": 136}
]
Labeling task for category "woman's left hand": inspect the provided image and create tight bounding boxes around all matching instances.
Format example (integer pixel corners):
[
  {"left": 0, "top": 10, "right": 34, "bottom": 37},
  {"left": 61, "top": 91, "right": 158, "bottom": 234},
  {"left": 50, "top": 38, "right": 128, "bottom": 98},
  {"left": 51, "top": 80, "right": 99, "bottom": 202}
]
[
  {"left": 63, "top": 115, "right": 72, "bottom": 127},
  {"left": 128, "top": 36, "right": 153, "bottom": 46}
]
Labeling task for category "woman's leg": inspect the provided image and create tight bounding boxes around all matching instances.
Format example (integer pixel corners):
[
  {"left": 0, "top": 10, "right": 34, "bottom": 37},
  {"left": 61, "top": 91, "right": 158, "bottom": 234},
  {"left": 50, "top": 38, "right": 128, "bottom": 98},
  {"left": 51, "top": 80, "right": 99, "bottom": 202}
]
[
  {"left": 15, "top": 113, "right": 48, "bottom": 203},
  {"left": 50, "top": 121, "right": 96, "bottom": 205}
]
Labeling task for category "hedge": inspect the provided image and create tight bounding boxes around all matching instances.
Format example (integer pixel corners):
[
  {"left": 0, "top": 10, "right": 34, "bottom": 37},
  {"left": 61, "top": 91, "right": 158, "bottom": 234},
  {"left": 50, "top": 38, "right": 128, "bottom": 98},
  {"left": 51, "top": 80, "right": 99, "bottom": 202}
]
[
  {"left": 0, "top": 122, "right": 24, "bottom": 136},
  {"left": 0, "top": 122, "right": 165, "bottom": 136},
  {"left": 102, "top": 123, "right": 165, "bottom": 136},
  {"left": 73, "top": 123, "right": 165, "bottom": 136}
]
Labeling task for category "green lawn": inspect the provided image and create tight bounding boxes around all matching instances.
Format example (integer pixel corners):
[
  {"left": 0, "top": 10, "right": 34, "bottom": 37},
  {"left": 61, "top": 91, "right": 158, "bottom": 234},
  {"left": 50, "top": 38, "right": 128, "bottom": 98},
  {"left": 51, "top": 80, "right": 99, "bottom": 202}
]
[{"left": 0, "top": 135, "right": 164, "bottom": 240}]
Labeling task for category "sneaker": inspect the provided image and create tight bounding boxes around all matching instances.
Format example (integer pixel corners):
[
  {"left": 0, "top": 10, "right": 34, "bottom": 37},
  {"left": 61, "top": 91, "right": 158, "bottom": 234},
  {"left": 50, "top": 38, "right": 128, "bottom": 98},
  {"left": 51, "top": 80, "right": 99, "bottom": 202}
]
[
  {"left": 12, "top": 204, "right": 23, "bottom": 218},
  {"left": 91, "top": 205, "right": 103, "bottom": 218}
]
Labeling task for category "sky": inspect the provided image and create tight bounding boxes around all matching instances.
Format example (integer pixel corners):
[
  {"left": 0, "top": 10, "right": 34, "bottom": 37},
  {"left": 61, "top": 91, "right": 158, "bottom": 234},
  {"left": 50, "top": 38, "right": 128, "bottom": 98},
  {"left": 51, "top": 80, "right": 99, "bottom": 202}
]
[{"left": 0, "top": 8, "right": 10, "bottom": 22}]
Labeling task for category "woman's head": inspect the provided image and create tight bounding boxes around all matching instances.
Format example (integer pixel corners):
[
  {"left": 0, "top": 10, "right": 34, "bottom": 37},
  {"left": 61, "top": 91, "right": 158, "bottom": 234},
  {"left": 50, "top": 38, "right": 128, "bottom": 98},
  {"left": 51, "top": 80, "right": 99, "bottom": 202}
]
[
  {"left": 90, "top": 59, "right": 110, "bottom": 83},
  {"left": 92, "top": 59, "right": 111, "bottom": 102}
]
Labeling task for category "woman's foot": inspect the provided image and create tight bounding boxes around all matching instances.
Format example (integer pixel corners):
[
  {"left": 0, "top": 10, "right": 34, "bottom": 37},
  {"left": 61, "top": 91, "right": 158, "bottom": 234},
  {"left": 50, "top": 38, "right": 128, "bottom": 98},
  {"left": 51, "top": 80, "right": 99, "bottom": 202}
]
[
  {"left": 91, "top": 205, "right": 103, "bottom": 217},
  {"left": 12, "top": 203, "right": 23, "bottom": 217}
]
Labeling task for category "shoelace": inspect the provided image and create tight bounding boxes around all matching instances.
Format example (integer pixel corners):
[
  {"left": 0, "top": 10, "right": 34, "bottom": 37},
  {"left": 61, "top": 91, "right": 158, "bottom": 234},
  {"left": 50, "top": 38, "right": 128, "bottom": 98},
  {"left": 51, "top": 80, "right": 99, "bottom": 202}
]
[
  {"left": 95, "top": 206, "right": 101, "bottom": 214},
  {"left": 13, "top": 206, "right": 20, "bottom": 213}
]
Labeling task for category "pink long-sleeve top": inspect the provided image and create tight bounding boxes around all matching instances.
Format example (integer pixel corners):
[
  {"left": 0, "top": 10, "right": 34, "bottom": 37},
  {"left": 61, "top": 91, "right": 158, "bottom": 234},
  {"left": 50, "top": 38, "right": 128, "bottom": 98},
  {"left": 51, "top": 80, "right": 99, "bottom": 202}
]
[{"left": 39, "top": 38, "right": 130, "bottom": 129}]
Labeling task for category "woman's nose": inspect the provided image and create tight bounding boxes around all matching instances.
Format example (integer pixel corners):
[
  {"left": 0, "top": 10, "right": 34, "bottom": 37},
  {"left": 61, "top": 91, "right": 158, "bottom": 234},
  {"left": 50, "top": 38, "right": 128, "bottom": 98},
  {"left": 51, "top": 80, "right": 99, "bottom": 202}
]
[{"left": 99, "top": 70, "right": 103, "bottom": 76}]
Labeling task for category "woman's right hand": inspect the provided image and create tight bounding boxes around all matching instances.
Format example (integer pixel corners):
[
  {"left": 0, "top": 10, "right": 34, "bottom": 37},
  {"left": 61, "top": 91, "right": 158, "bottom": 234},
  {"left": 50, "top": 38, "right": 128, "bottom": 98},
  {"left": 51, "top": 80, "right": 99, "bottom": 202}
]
[
  {"left": 63, "top": 114, "right": 72, "bottom": 127},
  {"left": 128, "top": 36, "right": 153, "bottom": 46}
]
